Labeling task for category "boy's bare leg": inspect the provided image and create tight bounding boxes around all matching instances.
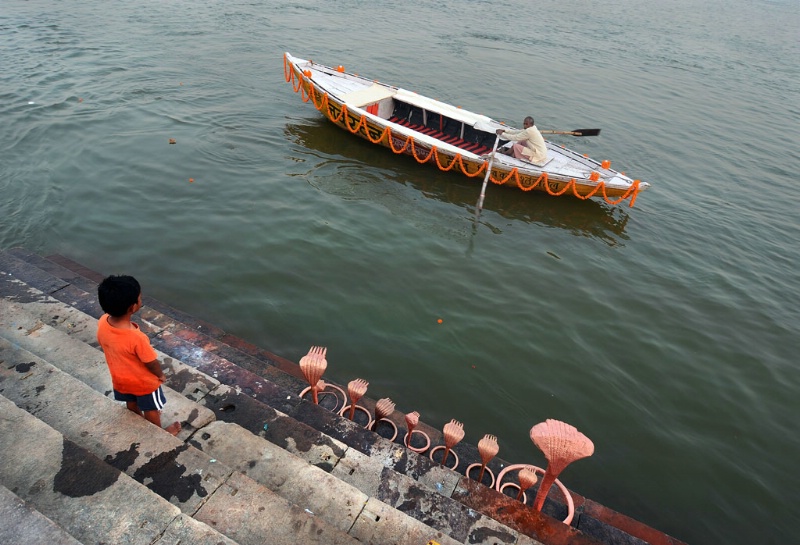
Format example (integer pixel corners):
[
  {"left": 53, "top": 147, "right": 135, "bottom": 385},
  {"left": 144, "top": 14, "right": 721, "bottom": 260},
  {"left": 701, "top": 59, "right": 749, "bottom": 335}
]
[
  {"left": 126, "top": 401, "right": 143, "bottom": 416},
  {"left": 143, "top": 410, "right": 182, "bottom": 436}
]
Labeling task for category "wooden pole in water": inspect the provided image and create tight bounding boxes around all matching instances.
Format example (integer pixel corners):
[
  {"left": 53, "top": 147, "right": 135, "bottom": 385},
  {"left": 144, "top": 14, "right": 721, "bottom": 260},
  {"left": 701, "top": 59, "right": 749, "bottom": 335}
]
[{"left": 476, "top": 135, "right": 501, "bottom": 218}]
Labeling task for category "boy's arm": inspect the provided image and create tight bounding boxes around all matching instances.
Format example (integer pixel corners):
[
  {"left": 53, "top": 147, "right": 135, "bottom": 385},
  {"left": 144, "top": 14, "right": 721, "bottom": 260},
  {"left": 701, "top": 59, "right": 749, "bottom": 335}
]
[{"left": 144, "top": 359, "right": 166, "bottom": 383}]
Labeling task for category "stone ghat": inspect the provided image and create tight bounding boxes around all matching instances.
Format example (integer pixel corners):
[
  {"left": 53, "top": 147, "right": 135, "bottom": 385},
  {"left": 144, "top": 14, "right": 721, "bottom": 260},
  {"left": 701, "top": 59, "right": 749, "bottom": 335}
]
[{"left": 0, "top": 247, "right": 687, "bottom": 545}]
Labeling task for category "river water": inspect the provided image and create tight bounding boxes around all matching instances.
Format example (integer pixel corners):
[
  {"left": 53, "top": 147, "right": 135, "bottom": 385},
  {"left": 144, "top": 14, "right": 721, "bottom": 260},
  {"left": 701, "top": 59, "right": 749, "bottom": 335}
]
[{"left": 2, "top": 1, "right": 798, "bottom": 543}]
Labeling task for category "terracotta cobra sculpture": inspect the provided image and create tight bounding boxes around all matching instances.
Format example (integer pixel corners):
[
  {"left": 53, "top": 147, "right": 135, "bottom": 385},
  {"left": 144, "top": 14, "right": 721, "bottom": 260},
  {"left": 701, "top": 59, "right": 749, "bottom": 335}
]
[
  {"left": 346, "top": 378, "right": 368, "bottom": 420},
  {"left": 529, "top": 419, "right": 594, "bottom": 512},
  {"left": 517, "top": 466, "right": 538, "bottom": 501},
  {"left": 466, "top": 434, "right": 499, "bottom": 486},
  {"left": 367, "top": 398, "right": 396, "bottom": 440},
  {"left": 299, "top": 346, "right": 327, "bottom": 404},
  {"left": 405, "top": 411, "right": 420, "bottom": 436},
  {"left": 477, "top": 434, "right": 499, "bottom": 482},
  {"left": 404, "top": 411, "right": 431, "bottom": 453},
  {"left": 430, "top": 419, "right": 465, "bottom": 468},
  {"left": 372, "top": 398, "right": 395, "bottom": 427}
]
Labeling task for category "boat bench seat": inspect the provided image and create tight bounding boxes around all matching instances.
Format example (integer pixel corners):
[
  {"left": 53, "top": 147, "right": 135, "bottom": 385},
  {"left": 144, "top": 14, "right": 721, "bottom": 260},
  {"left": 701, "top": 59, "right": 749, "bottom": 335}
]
[
  {"left": 341, "top": 84, "right": 397, "bottom": 107},
  {"left": 389, "top": 116, "right": 491, "bottom": 155}
]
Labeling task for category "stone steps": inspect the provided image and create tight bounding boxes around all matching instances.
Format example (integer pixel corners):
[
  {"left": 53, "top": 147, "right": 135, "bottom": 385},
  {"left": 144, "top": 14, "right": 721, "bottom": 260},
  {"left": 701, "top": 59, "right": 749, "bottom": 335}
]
[
  {"left": 0, "top": 292, "right": 457, "bottom": 544},
  {"left": 0, "top": 483, "right": 83, "bottom": 545},
  {"left": 0, "top": 392, "right": 239, "bottom": 545},
  {"left": 0, "top": 336, "right": 367, "bottom": 544},
  {"left": 0, "top": 248, "right": 685, "bottom": 545}
]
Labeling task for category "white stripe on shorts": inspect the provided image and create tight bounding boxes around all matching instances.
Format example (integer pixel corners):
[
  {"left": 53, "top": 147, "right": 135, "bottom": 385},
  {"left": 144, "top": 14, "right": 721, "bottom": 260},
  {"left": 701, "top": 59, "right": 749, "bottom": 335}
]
[{"left": 151, "top": 388, "right": 165, "bottom": 411}]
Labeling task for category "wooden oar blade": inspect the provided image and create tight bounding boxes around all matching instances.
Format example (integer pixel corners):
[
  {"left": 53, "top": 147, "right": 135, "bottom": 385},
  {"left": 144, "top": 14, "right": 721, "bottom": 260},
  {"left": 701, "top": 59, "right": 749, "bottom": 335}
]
[
  {"left": 572, "top": 128, "right": 601, "bottom": 137},
  {"left": 540, "top": 128, "right": 601, "bottom": 136}
]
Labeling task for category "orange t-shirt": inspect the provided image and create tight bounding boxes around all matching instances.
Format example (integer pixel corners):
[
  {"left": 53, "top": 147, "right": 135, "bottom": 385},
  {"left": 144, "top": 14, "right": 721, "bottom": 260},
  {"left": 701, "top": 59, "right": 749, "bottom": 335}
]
[{"left": 96, "top": 314, "right": 161, "bottom": 396}]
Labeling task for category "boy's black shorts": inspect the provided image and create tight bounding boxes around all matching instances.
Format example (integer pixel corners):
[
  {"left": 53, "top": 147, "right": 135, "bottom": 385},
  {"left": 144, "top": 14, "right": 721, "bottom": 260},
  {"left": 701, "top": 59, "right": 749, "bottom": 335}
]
[{"left": 114, "top": 386, "right": 166, "bottom": 412}]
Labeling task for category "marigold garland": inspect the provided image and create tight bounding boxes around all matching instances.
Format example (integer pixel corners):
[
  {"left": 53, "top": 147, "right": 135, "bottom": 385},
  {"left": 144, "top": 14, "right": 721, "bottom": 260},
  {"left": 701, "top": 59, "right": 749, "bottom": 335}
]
[
  {"left": 284, "top": 55, "right": 295, "bottom": 84},
  {"left": 284, "top": 54, "right": 640, "bottom": 206},
  {"left": 434, "top": 150, "right": 459, "bottom": 172},
  {"left": 367, "top": 126, "right": 390, "bottom": 145},
  {"left": 388, "top": 131, "right": 410, "bottom": 154},
  {"left": 345, "top": 111, "right": 367, "bottom": 134},
  {"left": 309, "top": 84, "right": 327, "bottom": 111},
  {"left": 455, "top": 154, "right": 487, "bottom": 178},
  {"left": 544, "top": 177, "right": 573, "bottom": 197},
  {"left": 327, "top": 100, "right": 346, "bottom": 124},
  {"left": 574, "top": 185, "right": 598, "bottom": 200},
  {"left": 410, "top": 138, "right": 437, "bottom": 163},
  {"left": 492, "top": 168, "right": 522, "bottom": 188}
]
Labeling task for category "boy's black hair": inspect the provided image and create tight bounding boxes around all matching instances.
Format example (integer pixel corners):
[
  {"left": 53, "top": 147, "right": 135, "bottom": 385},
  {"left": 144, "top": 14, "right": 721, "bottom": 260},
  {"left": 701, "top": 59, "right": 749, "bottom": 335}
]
[{"left": 98, "top": 275, "right": 141, "bottom": 317}]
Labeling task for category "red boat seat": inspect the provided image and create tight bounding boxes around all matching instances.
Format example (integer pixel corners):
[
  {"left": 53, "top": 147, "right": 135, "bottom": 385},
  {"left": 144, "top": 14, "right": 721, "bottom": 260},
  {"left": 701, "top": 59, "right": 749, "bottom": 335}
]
[{"left": 388, "top": 116, "right": 490, "bottom": 156}]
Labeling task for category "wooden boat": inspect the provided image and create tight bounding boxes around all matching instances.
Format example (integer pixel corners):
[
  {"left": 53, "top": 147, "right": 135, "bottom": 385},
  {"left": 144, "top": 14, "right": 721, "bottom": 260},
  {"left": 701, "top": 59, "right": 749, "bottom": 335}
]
[{"left": 283, "top": 53, "right": 649, "bottom": 206}]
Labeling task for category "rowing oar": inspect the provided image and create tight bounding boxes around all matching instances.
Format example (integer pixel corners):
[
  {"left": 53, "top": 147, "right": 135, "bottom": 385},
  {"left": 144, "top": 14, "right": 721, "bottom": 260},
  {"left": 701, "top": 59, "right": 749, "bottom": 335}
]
[
  {"left": 540, "top": 128, "right": 601, "bottom": 137},
  {"left": 475, "top": 134, "right": 501, "bottom": 219}
]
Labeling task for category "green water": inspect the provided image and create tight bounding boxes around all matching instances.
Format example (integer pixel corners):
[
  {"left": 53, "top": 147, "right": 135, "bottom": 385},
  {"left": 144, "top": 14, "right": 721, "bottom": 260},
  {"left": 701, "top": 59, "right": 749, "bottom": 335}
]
[{"left": 2, "top": 1, "right": 799, "bottom": 542}]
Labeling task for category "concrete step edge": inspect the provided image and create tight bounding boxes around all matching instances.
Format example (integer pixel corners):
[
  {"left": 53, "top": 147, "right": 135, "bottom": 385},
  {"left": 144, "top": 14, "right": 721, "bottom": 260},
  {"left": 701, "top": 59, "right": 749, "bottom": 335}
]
[
  {"left": 0, "top": 266, "right": 552, "bottom": 541},
  {"left": 0, "top": 482, "right": 84, "bottom": 545}
]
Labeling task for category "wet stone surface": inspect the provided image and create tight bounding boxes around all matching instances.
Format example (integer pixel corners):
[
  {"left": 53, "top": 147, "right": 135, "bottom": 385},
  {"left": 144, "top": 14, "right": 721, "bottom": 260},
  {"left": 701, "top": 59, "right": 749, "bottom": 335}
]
[
  {"left": 54, "top": 438, "right": 121, "bottom": 498},
  {"left": 13, "top": 361, "right": 36, "bottom": 373},
  {"left": 105, "top": 442, "right": 141, "bottom": 472},
  {"left": 132, "top": 444, "right": 208, "bottom": 504},
  {"left": 0, "top": 252, "right": 69, "bottom": 297}
]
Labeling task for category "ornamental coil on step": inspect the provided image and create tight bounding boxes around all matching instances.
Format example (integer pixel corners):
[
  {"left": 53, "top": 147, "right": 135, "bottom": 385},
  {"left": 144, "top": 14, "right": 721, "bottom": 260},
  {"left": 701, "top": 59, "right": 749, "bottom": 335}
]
[
  {"left": 516, "top": 466, "right": 539, "bottom": 502},
  {"left": 467, "top": 434, "right": 499, "bottom": 488},
  {"left": 529, "top": 419, "right": 594, "bottom": 512},
  {"left": 371, "top": 397, "right": 398, "bottom": 441},
  {"left": 404, "top": 411, "right": 431, "bottom": 453},
  {"left": 340, "top": 378, "right": 372, "bottom": 427},
  {"left": 298, "top": 346, "right": 327, "bottom": 404},
  {"left": 429, "top": 419, "right": 464, "bottom": 470},
  {"left": 284, "top": 54, "right": 641, "bottom": 206}
]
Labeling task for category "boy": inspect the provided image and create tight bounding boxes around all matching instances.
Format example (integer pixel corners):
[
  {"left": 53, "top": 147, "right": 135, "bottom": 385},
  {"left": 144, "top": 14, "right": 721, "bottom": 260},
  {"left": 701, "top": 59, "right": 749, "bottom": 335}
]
[{"left": 97, "top": 275, "right": 181, "bottom": 436}]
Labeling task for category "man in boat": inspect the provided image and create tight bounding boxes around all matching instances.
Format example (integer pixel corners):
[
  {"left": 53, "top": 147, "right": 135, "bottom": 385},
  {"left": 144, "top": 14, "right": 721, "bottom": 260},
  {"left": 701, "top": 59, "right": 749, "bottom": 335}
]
[{"left": 495, "top": 116, "right": 547, "bottom": 164}]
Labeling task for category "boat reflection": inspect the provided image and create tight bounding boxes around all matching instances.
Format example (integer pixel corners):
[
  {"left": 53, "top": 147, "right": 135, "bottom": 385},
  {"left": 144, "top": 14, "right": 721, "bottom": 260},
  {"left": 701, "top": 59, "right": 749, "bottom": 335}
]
[{"left": 284, "top": 118, "right": 630, "bottom": 246}]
